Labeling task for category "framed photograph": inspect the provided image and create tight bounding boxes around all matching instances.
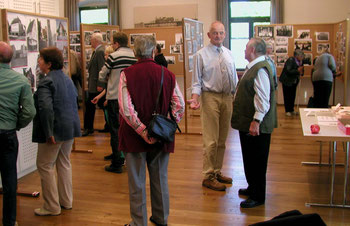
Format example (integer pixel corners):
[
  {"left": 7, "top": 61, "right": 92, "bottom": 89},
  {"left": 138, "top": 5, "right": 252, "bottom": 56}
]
[
  {"left": 317, "top": 43, "right": 330, "bottom": 53},
  {"left": 7, "top": 13, "right": 26, "bottom": 40},
  {"left": 175, "top": 33, "right": 183, "bottom": 45},
  {"left": 188, "top": 55, "right": 194, "bottom": 72},
  {"left": 275, "top": 46, "right": 288, "bottom": 54},
  {"left": 84, "top": 31, "right": 93, "bottom": 45},
  {"left": 130, "top": 33, "right": 156, "bottom": 46},
  {"left": 275, "top": 25, "right": 293, "bottom": 37},
  {"left": 275, "top": 37, "right": 288, "bottom": 46},
  {"left": 27, "top": 19, "right": 38, "bottom": 52},
  {"left": 187, "top": 40, "right": 192, "bottom": 54},
  {"left": 303, "top": 53, "right": 313, "bottom": 65},
  {"left": 70, "top": 34, "right": 80, "bottom": 44},
  {"left": 56, "top": 20, "right": 68, "bottom": 41},
  {"left": 276, "top": 54, "right": 289, "bottom": 67},
  {"left": 316, "top": 32, "right": 329, "bottom": 41},
  {"left": 170, "top": 45, "right": 181, "bottom": 54},
  {"left": 102, "top": 32, "right": 107, "bottom": 42},
  {"left": 106, "top": 30, "right": 111, "bottom": 43},
  {"left": 294, "top": 39, "right": 312, "bottom": 51},
  {"left": 297, "top": 30, "right": 310, "bottom": 39},
  {"left": 185, "top": 23, "right": 191, "bottom": 40},
  {"left": 156, "top": 40, "right": 165, "bottom": 49},
  {"left": 257, "top": 26, "right": 274, "bottom": 38},
  {"left": 164, "top": 56, "right": 175, "bottom": 65}
]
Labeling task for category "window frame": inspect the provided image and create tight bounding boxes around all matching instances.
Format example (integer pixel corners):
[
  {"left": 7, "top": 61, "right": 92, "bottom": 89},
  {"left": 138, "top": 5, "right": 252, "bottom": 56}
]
[
  {"left": 229, "top": 0, "right": 271, "bottom": 70},
  {"left": 79, "top": 6, "right": 108, "bottom": 25}
]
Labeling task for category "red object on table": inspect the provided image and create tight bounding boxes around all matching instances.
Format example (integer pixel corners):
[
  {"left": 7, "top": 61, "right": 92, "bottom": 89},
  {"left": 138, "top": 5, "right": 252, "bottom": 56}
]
[{"left": 310, "top": 124, "right": 320, "bottom": 134}]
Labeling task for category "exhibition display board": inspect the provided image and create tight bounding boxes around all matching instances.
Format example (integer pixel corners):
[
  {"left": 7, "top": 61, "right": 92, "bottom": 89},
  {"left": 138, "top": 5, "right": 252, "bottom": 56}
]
[
  {"left": 255, "top": 20, "right": 350, "bottom": 104},
  {"left": 0, "top": 9, "right": 70, "bottom": 182},
  {"left": 182, "top": 18, "right": 204, "bottom": 134}
]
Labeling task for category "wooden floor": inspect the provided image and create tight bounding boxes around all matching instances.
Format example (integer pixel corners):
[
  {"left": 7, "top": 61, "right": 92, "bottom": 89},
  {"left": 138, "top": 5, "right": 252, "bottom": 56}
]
[{"left": 4, "top": 106, "right": 350, "bottom": 225}]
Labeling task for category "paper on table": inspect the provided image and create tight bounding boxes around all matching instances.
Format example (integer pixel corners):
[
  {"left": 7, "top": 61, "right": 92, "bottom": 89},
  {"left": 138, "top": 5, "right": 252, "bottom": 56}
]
[
  {"left": 317, "top": 116, "right": 338, "bottom": 122},
  {"left": 318, "top": 121, "right": 338, "bottom": 126}
]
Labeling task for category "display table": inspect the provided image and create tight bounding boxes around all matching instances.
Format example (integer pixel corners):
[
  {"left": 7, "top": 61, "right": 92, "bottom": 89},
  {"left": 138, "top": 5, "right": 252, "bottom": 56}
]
[{"left": 299, "top": 108, "right": 350, "bottom": 208}]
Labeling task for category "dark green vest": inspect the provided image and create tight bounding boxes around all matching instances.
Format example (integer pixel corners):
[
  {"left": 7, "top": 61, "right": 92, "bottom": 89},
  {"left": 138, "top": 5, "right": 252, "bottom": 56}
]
[{"left": 231, "top": 60, "right": 277, "bottom": 133}]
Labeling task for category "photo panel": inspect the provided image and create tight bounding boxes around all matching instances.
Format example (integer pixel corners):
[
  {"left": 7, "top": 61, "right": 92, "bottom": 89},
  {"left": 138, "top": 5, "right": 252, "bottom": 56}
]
[
  {"left": 258, "top": 26, "right": 274, "bottom": 38},
  {"left": 275, "top": 25, "right": 293, "bottom": 38}
]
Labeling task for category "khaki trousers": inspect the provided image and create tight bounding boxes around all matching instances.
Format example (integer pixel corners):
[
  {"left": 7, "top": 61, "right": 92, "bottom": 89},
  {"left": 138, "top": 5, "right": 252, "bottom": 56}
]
[
  {"left": 201, "top": 92, "right": 233, "bottom": 179},
  {"left": 37, "top": 139, "right": 74, "bottom": 213}
]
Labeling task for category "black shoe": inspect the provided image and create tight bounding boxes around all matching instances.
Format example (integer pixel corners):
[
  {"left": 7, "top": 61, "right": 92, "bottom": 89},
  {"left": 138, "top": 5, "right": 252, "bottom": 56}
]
[
  {"left": 104, "top": 164, "right": 122, "bottom": 173},
  {"left": 150, "top": 216, "right": 167, "bottom": 226},
  {"left": 98, "top": 128, "right": 109, "bottom": 133},
  {"left": 238, "top": 188, "right": 250, "bottom": 196},
  {"left": 104, "top": 154, "right": 113, "bottom": 161},
  {"left": 240, "top": 198, "right": 264, "bottom": 208},
  {"left": 82, "top": 129, "right": 94, "bottom": 136}
]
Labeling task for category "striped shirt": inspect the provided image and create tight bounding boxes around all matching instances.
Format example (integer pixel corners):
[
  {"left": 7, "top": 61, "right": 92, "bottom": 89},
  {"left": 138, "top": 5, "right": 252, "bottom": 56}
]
[
  {"left": 118, "top": 71, "right": 185, "bottom": 135},
  {"left": 98, "top": 47, "right": 137, "bottom": 100}
]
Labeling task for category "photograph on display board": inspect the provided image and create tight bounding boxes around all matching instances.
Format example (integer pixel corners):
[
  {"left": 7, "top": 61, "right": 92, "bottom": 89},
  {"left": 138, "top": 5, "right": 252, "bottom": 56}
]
[
  {"left": 23, "top": 67, "right": 35, "bottom": 93},
  {"left": 76, "top": 45, "right": 81, "bottom": 53},
  {"left": 85, "top": 48, "right": 93, "bottom": 62},
  {"left": 84, "top": 31, "right": 93, "bottom": 45},
  {"left": 275, "top": 37, "right": 288, "bottom": 46},
  {"left": 164, "top": 56, "right": 175, "bottom": 65},
  {"left": 70, "top": 34, "right": 80, "bottom": 44},
  {"left": 187, "top": 40, "right": 192, "bottom": 54},
  {"left": 156, "top": 40, "right": 165, "bottom": 49},
  {"left": 130, "top": 33, "right": 156, "bottom": 46},
  {"left": 27, "top": 19, "right": 38, "bottom": 52},
  {"left": 175, "top": 33, "right": 183, "bottom": 45},
  {"left": 275, "top": 25, "right": 293, "bottom": 37},
  {"left": 294, "top": 39, "right": 312, "bottom": 51},
  {"left": 56, "top": 41, "right": 69, "bottom": 62},
  {"left": 102, "top": 32, "right": 107, "bottom": 42},
  {"left": 297, "top": 30, "right": 310, "bottom": 39},
  {"left": 315, "top": 32, "right": 329, "bottom": 41},
  {"left": 188, "top": 55, "right": 193, "bottom": 72},
  {"left": 191, "top": 25, "right": 196, "bottom": 40},
  {"left": 170, "top": 45, "right": 181, "bottom": 54},
  {"left": 7, "top": 13, "right": 26, "bottom": 41},
  {"left": 178, "top": 54, "right": 183, "bottom": 62},
  {"left": 10, "top": 41, "right": 28, "bottom": 68},
  {"left": 106, "top": 30, "right": 111, "bottom": 43},
  {"left": 56, "top": 20, "right": 68, "bottom": 41},
  {"left": 276, "top": 54, "right": 288, "bottom": 67},
  {"left": 275, "top": 46, "right": 288, "bottom": 54},
  {"left": 257, "top": 26, "right": 274, "bottom": 38},
  {"left": 303, "top": 53, "right": 313, "bottom": 65},
  {"left": 317, "top": 43, "right": 330, "bottom": 53},
  {"left": 37, "top": 19, "right": 49, "bottom": 49},
  {"left": 185, "top": 23, "right": 191, "bottom": 40},
  {"left": 192, "top": 40, "right": 198, "bottom": 54}
]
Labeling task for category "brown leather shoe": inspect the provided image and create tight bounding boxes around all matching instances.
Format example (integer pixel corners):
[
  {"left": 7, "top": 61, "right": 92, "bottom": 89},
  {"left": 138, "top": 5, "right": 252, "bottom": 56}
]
[
  {"left": 202, "top": 178, "right": 226, "bottom": 191},
  {"left": 216, "top": 174, "right": 233, "bottom": 184}
]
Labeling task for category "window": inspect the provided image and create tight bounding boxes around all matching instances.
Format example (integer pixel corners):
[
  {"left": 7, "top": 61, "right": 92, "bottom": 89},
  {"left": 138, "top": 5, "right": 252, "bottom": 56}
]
[
  {"left": 80, "top": 7, "right": 108, "bottom": 24},
  {"left": 229, "top": 0, "right": 271, "bottom": 69}
]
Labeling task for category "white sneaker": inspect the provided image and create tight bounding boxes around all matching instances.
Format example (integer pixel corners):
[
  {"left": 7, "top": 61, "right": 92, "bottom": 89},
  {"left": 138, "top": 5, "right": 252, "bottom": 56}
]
[
  {"left": 34, "top": 208, "right": 61, "bottom": 216},
  {"left": 285, "top": 112, "right": 292, "bottom": 117}
]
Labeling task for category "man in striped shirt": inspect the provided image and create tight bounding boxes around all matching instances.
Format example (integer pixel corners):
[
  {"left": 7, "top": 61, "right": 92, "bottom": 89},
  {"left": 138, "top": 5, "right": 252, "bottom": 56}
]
[{"left": 98, "top": 32, "right": 137, "bottom": 173}]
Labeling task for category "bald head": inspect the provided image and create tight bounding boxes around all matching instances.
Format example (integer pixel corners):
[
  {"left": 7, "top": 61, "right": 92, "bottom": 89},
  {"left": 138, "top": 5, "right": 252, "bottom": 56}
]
[
  {"left": 208, "top": 21, "right": 226, "bottom": 47},
  {"left": 0, "top": 41, "right": 13, "bottom": 64}
]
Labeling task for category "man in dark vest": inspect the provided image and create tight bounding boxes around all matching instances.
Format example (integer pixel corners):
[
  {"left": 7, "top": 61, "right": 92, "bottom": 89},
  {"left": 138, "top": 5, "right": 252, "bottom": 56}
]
[{"left": 231, "top": 37, "right": 277, "bottom": 208}]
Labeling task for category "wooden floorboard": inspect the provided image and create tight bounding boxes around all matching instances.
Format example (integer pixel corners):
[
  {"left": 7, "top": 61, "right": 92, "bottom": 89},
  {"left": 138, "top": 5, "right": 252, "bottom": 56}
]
[{"left": 4, "top": 105, "right": 350, "bottom": 225}]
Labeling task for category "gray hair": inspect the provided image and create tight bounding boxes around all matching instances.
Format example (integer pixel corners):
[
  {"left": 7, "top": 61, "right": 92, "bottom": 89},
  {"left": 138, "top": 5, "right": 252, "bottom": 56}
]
[
  {"left": 250, "top": 37, "right": 266, "bottom": 56},
  {"left": 91, "top": 32, "right": 103, "bottom": 43},
  {"left": 134, "top": 35, "right": 156, "bottom": 58},
  {"left": 294, "top": 49, "right": 305, "bottom": 57}
]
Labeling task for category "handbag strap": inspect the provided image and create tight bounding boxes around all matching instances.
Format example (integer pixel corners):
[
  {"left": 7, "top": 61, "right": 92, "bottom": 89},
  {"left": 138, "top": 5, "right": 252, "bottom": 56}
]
[
  {"left": 153, "top": 66, "right": 164, "bottom": 114},
  {"left": 153, "top": 66, "right": 181, "bottom": 133}
]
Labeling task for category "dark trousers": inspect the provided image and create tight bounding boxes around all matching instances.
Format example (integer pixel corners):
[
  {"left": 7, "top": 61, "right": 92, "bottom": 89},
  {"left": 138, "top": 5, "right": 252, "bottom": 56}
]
[
  {"left": 239, "top": 131, "right": 271, "bottom": 202},
  {"left": 107, "top": 100, "right": 124, "bottom": 166},
  {"left": 282, "top": 83, "right": 298, "bottom": 113},
  {"left": 313, "top": 80, "right": 332, "bottom": 108},
  {"left": 84, "top": 92, "right": 108, "bottom": 130},
  {"left": 0, "top": 130, "right": 18, "bottom": 226}
]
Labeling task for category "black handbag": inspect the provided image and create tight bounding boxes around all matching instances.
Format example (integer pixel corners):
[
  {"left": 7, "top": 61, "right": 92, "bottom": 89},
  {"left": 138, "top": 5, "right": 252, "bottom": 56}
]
[
  {"left": 148, "top": 66, "right": 181, "bottom": 143},
  {"left": 307, "top": 96, "right": 314, "bottom": 108}
]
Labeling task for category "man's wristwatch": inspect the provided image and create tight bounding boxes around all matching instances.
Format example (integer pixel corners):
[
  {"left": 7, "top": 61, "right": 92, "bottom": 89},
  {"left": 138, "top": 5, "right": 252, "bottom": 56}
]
[{"left": 253, "top": 118, "right": 261, "bottom": 124}]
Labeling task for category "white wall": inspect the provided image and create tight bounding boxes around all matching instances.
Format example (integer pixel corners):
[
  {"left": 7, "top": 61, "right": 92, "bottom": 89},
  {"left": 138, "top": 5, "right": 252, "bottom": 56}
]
[
  {"left": 59, "top": 0, "right": 64, "bottom": 17},
  {"left": 284, "top": 0, "right": 350, "bottom": 24},
  {"left": 119, "top": 0, "right": 216, "bottom": 46}
]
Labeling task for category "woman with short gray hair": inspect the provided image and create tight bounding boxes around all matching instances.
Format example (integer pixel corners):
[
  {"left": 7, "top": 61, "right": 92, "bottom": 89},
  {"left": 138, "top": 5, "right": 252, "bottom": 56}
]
[
  {"left": 118, "top": 35, "right": 185, "bottom": 226},
  {"left": 279, "top": 49, "right": 305, "bottom": 116}
]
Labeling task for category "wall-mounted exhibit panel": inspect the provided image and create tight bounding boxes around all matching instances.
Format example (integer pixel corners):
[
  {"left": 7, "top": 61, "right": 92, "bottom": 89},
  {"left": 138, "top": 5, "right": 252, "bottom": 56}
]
[
  {"left": 182, "top": 18, "right": 204, "bottom": 134},
  {"left": 0, "top": 9, "right": 69, "bottom": 182}
]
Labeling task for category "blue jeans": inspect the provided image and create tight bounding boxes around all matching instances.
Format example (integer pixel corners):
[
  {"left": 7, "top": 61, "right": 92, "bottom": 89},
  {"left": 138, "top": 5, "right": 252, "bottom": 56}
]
[{"left": 0, "top": 129, "right": 18, "bottom": 226}]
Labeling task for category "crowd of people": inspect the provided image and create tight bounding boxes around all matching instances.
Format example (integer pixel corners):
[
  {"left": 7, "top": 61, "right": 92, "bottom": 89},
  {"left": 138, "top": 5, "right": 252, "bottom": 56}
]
[{"left": 0, "top": 19, "right": 339, "bottom": 226}]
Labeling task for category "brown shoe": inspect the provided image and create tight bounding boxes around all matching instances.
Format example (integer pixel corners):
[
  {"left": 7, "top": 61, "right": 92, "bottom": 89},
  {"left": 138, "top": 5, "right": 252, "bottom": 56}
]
[
  {"left": 216, "top": 174, "right": 233, "bottom": 184},
  {"left": 202, "top": 178, "right": 226, "bottom": 191}
]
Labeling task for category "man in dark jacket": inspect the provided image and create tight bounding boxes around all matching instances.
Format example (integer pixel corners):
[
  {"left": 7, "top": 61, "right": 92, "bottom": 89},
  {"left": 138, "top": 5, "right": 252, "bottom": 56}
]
[{"left": 154, "top": 44, "right": 168, "bottom": 68}]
